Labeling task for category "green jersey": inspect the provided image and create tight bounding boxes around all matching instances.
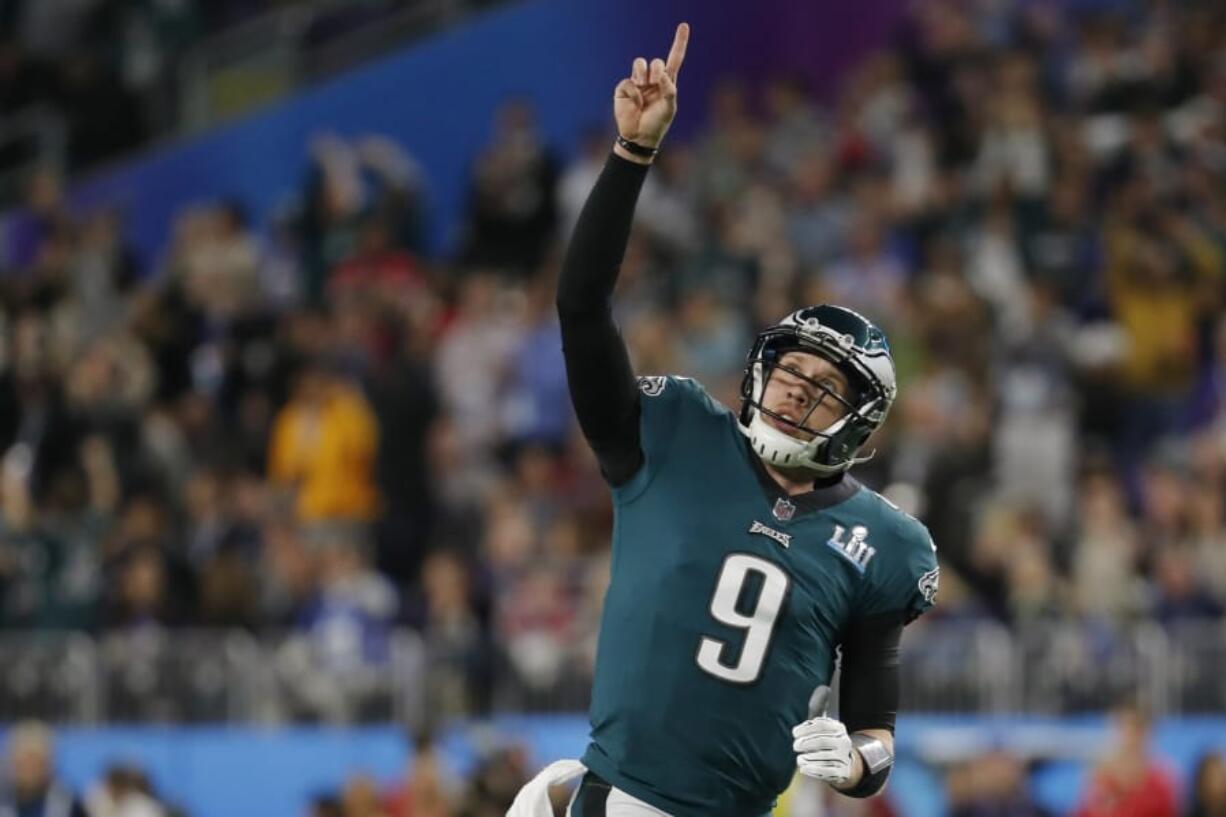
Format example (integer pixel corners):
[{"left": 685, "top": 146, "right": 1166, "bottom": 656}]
[{"left": 580, "top": 376, "right": 938, "bottom": 817}]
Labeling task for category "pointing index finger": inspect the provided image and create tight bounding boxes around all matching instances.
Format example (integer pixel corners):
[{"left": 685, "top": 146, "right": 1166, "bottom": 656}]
[{"left": 665, "top": 22, "right": 689, "bottom": 81}]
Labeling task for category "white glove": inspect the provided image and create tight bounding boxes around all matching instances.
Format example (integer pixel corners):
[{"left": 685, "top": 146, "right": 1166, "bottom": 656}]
[{"left": 792, "top": 716, "right": 855, "bottom": 785}]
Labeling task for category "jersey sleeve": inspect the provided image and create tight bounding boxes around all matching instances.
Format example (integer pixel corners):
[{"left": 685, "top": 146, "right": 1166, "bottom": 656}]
[
  {"left": 557, "top": 153, "right": 653, "bottom": 488},
  {"left": 856, "top": 512, "right": 940, "bottom": 624},
  {"left": 611, "top": 375, "right": 715, "bottom": 504}
]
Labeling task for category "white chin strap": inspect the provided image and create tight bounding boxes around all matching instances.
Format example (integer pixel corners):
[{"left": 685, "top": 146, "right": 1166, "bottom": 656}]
[{"left": 740, "top": 410, "right": 848, "bottom": 476}]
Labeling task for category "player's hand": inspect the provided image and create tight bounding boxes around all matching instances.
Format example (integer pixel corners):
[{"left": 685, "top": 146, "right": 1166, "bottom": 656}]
[
  {"left": 614, "top": 22, "right": 689, "bottom": 151},
  {"left": 792, "top": 716, "right": 856, "bottom": 785}
]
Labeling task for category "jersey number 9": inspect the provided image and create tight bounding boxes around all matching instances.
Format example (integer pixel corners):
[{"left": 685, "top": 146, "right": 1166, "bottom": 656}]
[{"left": 696, "top": 554, "right": 790, "bottom": 684}]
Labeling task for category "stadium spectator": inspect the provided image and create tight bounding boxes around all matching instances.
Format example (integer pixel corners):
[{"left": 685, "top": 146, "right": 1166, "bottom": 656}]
[
  {"left": 1102, "top": 204, "right": 1223, "bottom": 475},
  {"left": 454, "top": 745, "right": 527, "bottom": 817},
  {"left": 460, "top": 100, "right": 559, "bottom": 276},
  {"left": 1073, "top": 702, "right": 1179, "bottom": 817},
  {"left": 432, "top": 272, "right": 521, "bottom": 459},
  {"left": 460, "top": 99, "right": 561, "bottom": 273},
  {"left": 1187, "top": 752, "right": 1226, "bottom": 817},
  {"left": 820, "top": 211, "right": 909, "bottom": 322},
  {"left": 340, "top": 775, "right": 388, "bottom": 817},
  {"left": 275, "top": 523, "right": 398, "bottom": 723},
  {"left": 1185, "top": 477, "right": 1226, "bottom": 603},
  {"left": 786, "top": 148, "right": 849, "bottom": 269},
  {"left": 417, "top": 548, "right": 490, "bottom": 720},
  {"left": 310, "top": 795, "right": 344, "bottom": 817},
  {"left": 558, "top": 129, "right": 609, "bottom": 240},
  {"left": 257, "top": 518, "right": 315, "bottom": 626},
  {"left": 1150, "top": 546, "right": 1225, "bottom": 625},
  {"left": 296, "top": 132, "right": 427, "bottom": 305},
  {"left": 0, "top": 721, "right": 87, "bottom": 817},
  {"left": 268, "top": 359, "right": 380, "bottom": 523},
  {"left": 946, "top": 752, "right": 1053, "bottom": 817},
  {"left": 498, "top": 274, "right": 571, "bottom": 451},
  {"left": 366, "top": 305, "right": 440, "bottom": 584},
  {"left": 673, "top": 286, "right": 749, "bottom": 391},
  {"left": 105, "top": 545, "right": 173, "bottom": 630},
  {"left": 385, "top": 735, "right": 456, "bottom": 817},
  {"left": 85, "top": 764, "right": 167, "bottom": 817},
  {"left": 1066, "top": 467, "right": 1140, "bottom": 619},
  {"left": 763, "top": 74, "right": 828, "bottom": 179}
]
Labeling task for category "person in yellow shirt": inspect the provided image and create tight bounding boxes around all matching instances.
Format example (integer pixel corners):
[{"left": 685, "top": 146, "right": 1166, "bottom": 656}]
[
  {"left": 1104, "top": 211, "right": 1222, "bottom": 399},
  {"left": 268, "top": 360, "right": 380, "bottom": 522}
]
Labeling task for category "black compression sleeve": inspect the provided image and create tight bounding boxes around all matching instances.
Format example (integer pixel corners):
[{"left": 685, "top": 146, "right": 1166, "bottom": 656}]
[
  {"left": 838, "top": 612, "right": 903, "bottom": 734},
  {"left": 556, "top": 153, "right": 649, "bottom": 486}
]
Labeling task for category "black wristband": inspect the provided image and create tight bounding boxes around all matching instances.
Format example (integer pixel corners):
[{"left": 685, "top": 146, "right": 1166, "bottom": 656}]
[
  {"left": 841, "top": 763, "right": 891, "bottom": 798},
  {"left": 616, "top": 135, "right": 659, "bottom": 158}
]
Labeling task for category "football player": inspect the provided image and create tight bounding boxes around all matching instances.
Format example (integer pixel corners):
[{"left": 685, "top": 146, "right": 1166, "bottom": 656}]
[{"left": 508, "top": 23, "right": 938, "bottom": 817}]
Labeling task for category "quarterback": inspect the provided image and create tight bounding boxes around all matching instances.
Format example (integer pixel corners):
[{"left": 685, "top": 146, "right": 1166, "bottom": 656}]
[{"left": 509, "top": 23, "right": 938, "bottom": 817}]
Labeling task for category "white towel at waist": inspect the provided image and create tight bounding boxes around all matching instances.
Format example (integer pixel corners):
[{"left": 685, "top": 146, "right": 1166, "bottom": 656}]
[{"left": 506, "top": 758, "right": 587, "bottom": 817}]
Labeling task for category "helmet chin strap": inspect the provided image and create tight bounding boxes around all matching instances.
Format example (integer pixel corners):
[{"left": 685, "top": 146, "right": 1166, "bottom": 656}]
[
  {"left": 741, "top": 410, "right": 843, "bottom": 475},
  {"left": 741, "top": 408, "right": 876, "bottom": 476}
]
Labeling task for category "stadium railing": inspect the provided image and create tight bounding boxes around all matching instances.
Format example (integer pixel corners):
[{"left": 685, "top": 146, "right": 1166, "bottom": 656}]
[{"left": 6, "top": 621, "right": 1224, "bottom": 724}]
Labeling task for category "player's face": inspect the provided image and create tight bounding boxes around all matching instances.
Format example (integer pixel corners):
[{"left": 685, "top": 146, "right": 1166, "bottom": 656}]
[{"left": 760, "top": 351, "right": 853, "bottom": 440}]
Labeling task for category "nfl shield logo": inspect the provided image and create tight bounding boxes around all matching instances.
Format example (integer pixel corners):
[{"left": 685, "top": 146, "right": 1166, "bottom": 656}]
[{"left": 772, "top": 497, "right": 796, "bottom": 522}]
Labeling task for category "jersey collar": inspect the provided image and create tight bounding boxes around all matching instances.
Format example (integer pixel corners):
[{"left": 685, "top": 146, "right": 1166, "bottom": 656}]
[{"left": 740, "top": 435, "right": 861, "bottom": 514}]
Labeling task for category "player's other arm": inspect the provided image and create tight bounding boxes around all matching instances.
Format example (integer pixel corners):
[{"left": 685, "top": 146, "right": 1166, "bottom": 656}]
[
  {"left": 556, "top": 23, "right": 688, "bottom": 486},
  {"left": 836, "top": 612, "right": 902, "bottom": 795},
  {"left": 797, "top": 517, "right": 940, "bottom": 795},
  {"left": 793, "top": 613, "right": 903, "bottom": 797}
]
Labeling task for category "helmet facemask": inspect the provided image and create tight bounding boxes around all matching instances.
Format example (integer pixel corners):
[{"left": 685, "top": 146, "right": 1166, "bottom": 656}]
[{"left": 754, "top": 352, "right": 860, "bottom": 436}]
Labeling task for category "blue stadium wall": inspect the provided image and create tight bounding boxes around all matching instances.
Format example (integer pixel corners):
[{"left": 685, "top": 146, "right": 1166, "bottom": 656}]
[
  {"left": 20, "top": 716, "right": 1226, "bottom": 817},
  {"left": 15, "top": 0, "right": 908, "bottom": 266}
]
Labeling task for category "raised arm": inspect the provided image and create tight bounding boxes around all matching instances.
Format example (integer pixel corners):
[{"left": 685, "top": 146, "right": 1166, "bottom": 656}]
[{"left": 557, "top": 23, "right": 688, "bottom": 486}]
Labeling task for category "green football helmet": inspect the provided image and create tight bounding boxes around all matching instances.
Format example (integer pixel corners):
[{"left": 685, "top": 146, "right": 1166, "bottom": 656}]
[{"left": 738, "top": 305, "right": 897, "bottom": 474}]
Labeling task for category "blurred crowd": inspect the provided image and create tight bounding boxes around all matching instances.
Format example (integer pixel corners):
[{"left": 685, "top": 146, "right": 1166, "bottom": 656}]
[
  {"left": 0, "top": 0, "right": 1225, "bottom": 735},
  {"left": 3, "top": 720, "right": 183, "bottom": 817},
  {"left": 8, "top": 708, "right": 1226, "bottom": 817},
  {"left": 939, "top": 702, "right": 1224, "bottom": 817},
  {"left": 1, "top": 718, "right": 534, "bottom": 817}
]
